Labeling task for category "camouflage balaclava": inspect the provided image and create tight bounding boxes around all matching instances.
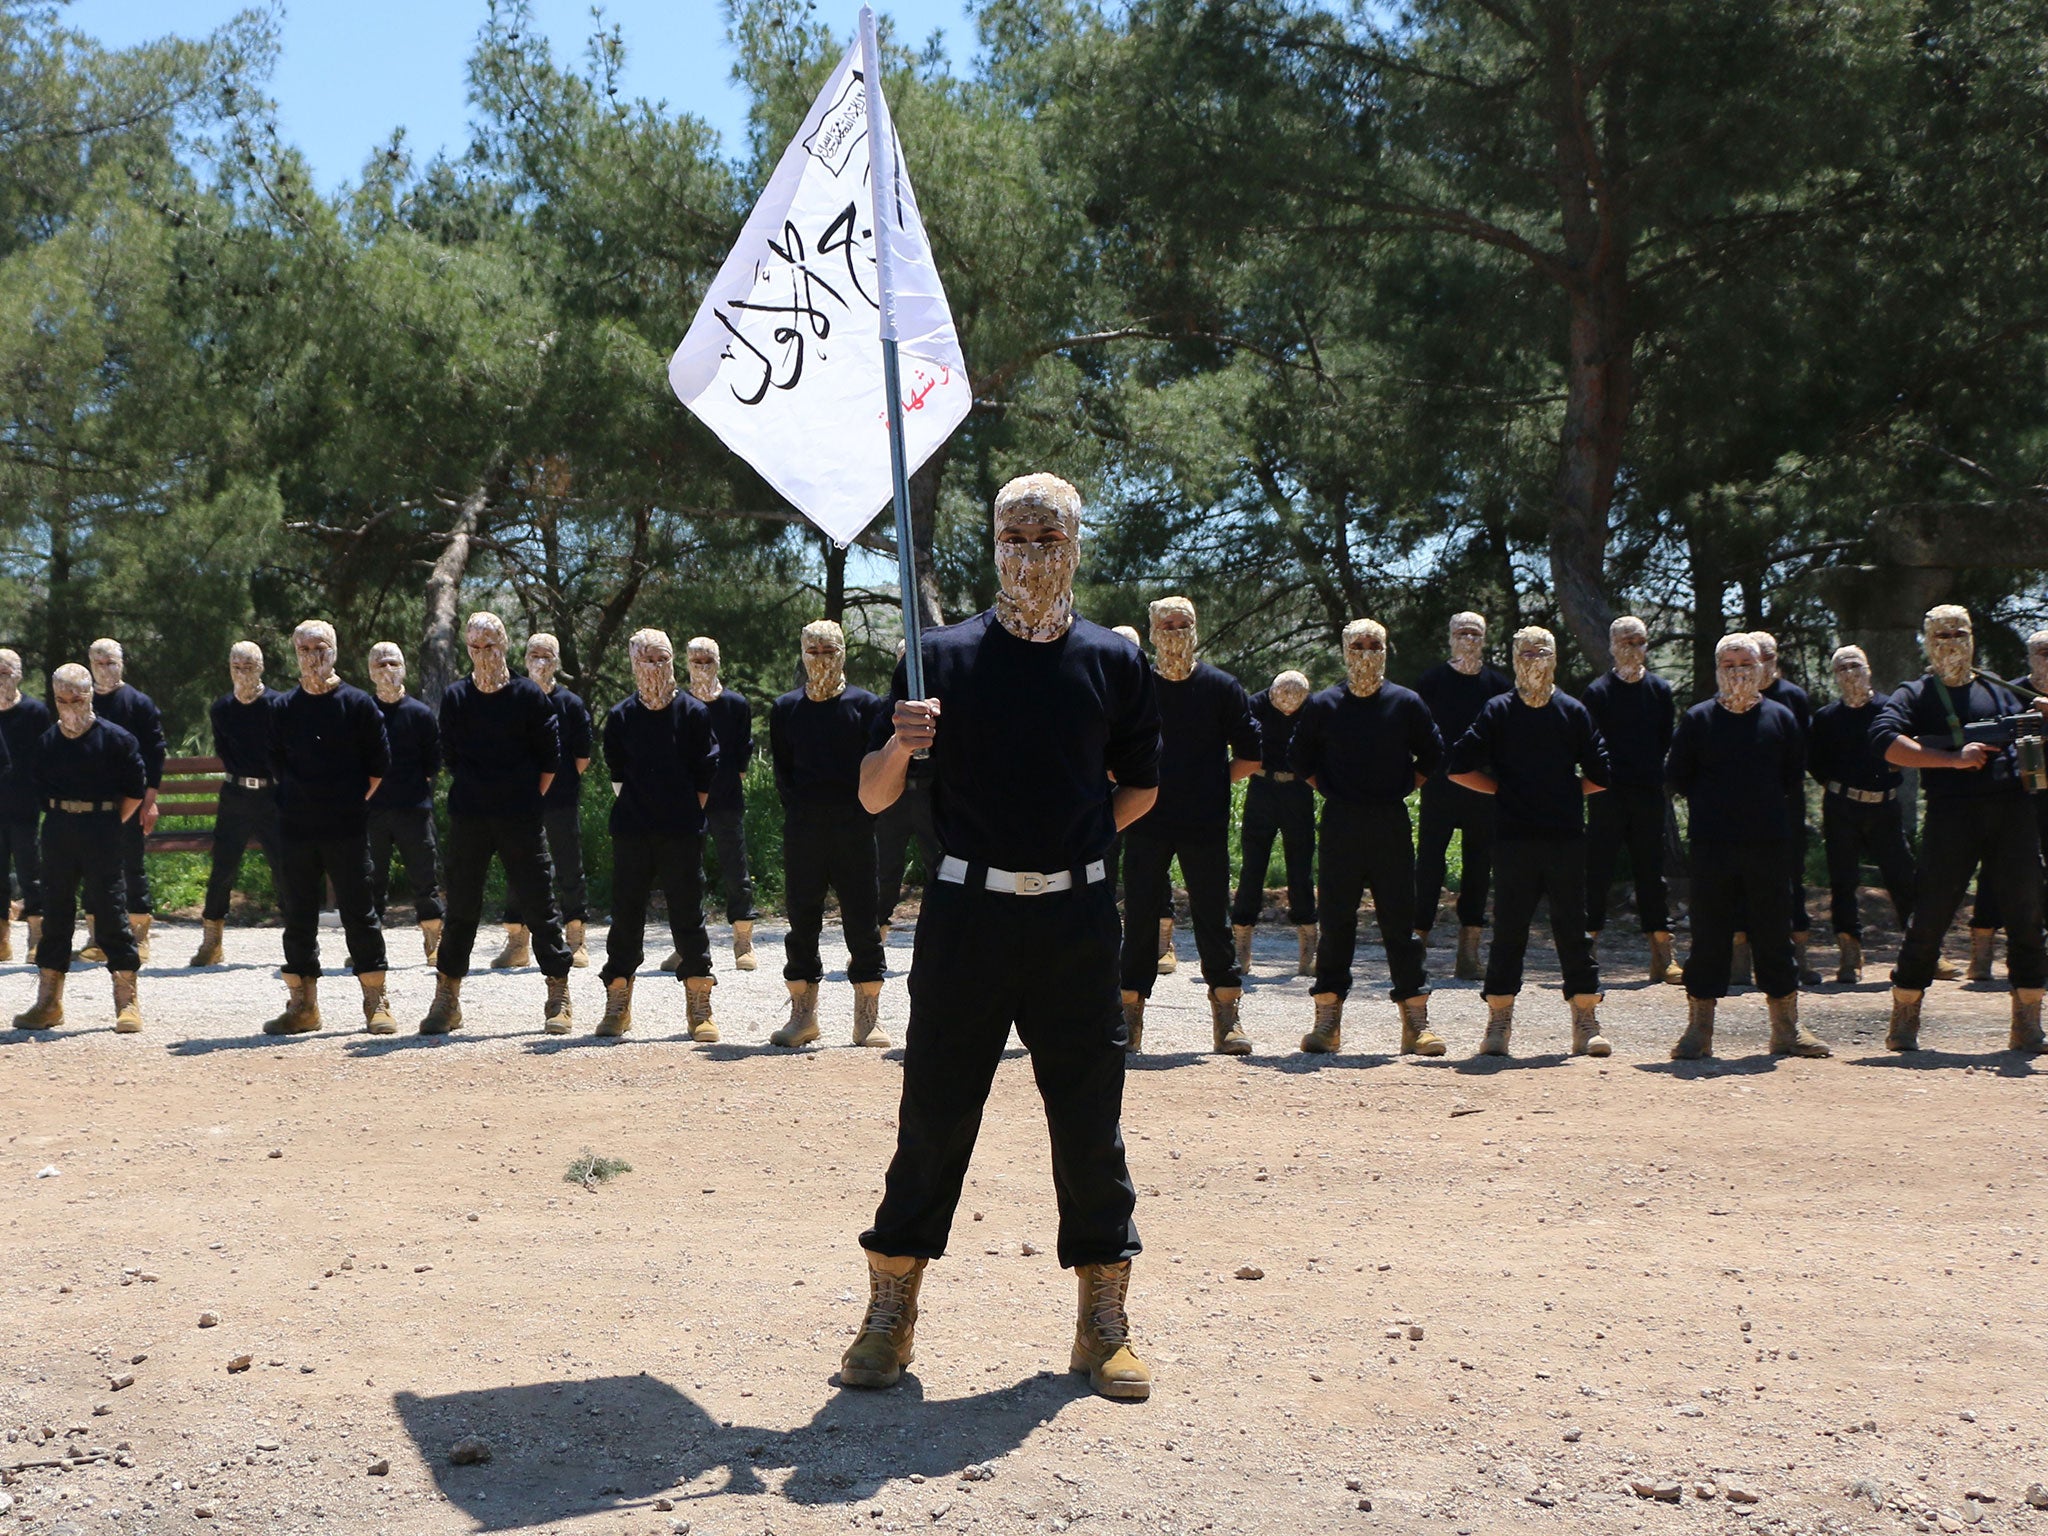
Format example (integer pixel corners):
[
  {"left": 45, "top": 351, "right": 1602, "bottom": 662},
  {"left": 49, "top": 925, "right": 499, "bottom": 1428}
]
[
  {"left": 1512, "top": 626, "right": 1557, "bottom": 708},
  {"left": 630, "top": 628, "right": 677, "bottom": 711},
  {"left": 1922, "top": 605, "right": 1974, "bottom": 689},
  {"left": 53, "top": 663, "right": 96, "bottom": 739},
  {"left": 1111, "top": 625, "right": 1142, "bottom": 649},
  {"left": 526, "top": 633, "right": 563, "bottom": 694},
  {"left": 0, "top": 648, "right": 21, "bottom": 711},
  {"left": 88, "top": 637, "right": 124, "bottom": 695},
  {"left": 1750, "top": 631, "right": 1782, "bottom": 685},
  {"left": 1449, "top": 612, "right": 1486, "bottom": 677},
  {"left": 1831, "top": 645, "right": 1873, "bottom": 710},
  {"left": 466, "top": 612, "right": 512, "bottom": 694},
  {"left": 1270, "top": 670, "right": 1311, "bottom": 714},
  {"left": 802, "top": 619, "right": 847, "bottom": 703},
  {"left": 229, "top": 641, "right": 266, "bottom": 705},
  {"left": 1609, "top": 616, "right": 1649, "bottom": 685},
  {"left": 1342, "top": 619, "right": 1388, "bottom": 699},
  {"left": 992, "top": 473, "right": 1082, "bottom": 642},
  {"left": 1716, "top": 636, "right": 1763, "bottom": 714},
  {"left": 1150, "top": 596, "right": 1197, "bottom": 683},
  {"left": 686, "top": 637, "right": 722, "bottom": 703},
  {"left": 368, "top": 642, "right": 407, "bottom": 705},
  {"left": 293, "top": 620, "right": 341, "bottom": 696},
  {"left": 2029, "top": 629, "right": 2048, "bottom": 697}
]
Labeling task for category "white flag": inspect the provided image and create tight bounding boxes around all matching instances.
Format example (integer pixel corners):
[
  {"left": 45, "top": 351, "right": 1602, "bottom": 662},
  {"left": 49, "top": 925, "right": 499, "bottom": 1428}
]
[{"left": 669, "top": 26, "right": 971, "bottom": 549}]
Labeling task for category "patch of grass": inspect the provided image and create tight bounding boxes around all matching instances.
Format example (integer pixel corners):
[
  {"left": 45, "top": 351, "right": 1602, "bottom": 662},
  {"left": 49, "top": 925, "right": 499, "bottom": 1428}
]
[{"left": 563, "top": 1149, "right": 632, "bottom": 1190}]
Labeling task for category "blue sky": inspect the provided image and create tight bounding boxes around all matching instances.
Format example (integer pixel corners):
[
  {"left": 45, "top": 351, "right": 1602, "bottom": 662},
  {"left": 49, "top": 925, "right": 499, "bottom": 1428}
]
[{"left": 66, "top": 0, "right": 981, "bottom": 191}]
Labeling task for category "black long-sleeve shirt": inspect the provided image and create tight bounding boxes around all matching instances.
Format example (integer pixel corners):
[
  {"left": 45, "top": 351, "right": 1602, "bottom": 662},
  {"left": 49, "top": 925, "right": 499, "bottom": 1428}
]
[
  {"left": 270, "top": 684, "right": 391, "bottom": 839},
  {"left": 702, "top": 690, "right": 755, "bottom": 813},
  {"left": 369, "top": 694, "right": 441, "bottom": 810},
  {"left": 1762, "top": 676, "right": 1813, "bottom": 738},
  {"left": 1667, "top": 699, "right": 1805, "bottom": 842},
  {"left": 871, "top": 612, "right": 1161, "bottom": 873},
  {"left": 440, "top": 677, "right": 560, "bottom": 819},
  {"left": 1873, "top": 674, "right": 2035, "bottom": 803},
  {"left": 1143, "top": 661, "right": 1261, "bottom": 833},
  {"left": 35, "top": 719, "right": 147, "bottom": 807},
  {"left": 1290, "top": 683, "right": 1442, "bottom": 806},
  {"left": 1808, "top": 696, "right": 1902, "bottom": 794},
  {"left": 94, "top": 683, "right": 165, "bottom": 789},
  {"left": 1413, "top": 662, "right": 1513, "bottom": 779},
  {"left": 770, "top": 686, "right": 886, "bottom": 812},
  {"left": 1248, "top": 689, "right": 1305, "bottom": 776},
  {"left": 1447, "top": 691, "right": 1610, "bottom": 840},
  {"left": 538, "top": 687, "right": 594, "bottom": 808},
  {"left": 1582, "top": 671, "right": 1675, "bottom": 789},
  {"left": 605, "top": 693, "right": 720, "bottom": 838},
  {"left": 209, "top": 690, "right": 278, "bottom": 781},
  {"left": 0, "top": 696, "right": 48, "bottom": 820}
]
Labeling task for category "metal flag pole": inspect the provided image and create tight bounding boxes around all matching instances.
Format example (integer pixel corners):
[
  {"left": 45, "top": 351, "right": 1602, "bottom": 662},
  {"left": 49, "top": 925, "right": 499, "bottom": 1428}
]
[{"left": 858, "top": 4, "right": 925, "bottom": 701}]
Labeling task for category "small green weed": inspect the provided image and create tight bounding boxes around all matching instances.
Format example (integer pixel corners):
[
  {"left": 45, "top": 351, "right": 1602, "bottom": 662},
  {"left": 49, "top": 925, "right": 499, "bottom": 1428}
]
[{"left": 564, "top": 1149, "right": 633, "bottom": 1190}]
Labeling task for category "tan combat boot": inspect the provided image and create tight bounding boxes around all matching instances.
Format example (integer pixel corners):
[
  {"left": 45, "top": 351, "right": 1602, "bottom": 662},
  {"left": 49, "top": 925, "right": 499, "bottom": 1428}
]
[
  {"left": 1649, "top": 929, "right": 1684, "bottom": 985},
  {"left": 1767, "top": 993, "right": 1830, "bottom": 1057},
  {"left": 1121, "top": 990, "right": 1146, "bottom": 1054},
  {"left": 492, "top": 923, "right": 532, "bottom": 969},
  {"left": 1568, "top": 993, "right": 1612, "bottom": 1057},
  {"left": 12, "top": 968, "right": 65, "bottom": 1030},
  {"left": 772, "top": 980, "right": 819, "bottom": 1048},
  {"left": 851, "top": 979, "right": 888, "bottom": 1048},
  {"left": 1295, "top": 923, "right": 1316, "bottom": 976},
  {"left": 566, "top": 919, "right": 589, "bottom": 968},
  {"left": 1886, "top": 986, "right": 1922, "bottom": 1052},
  {"left": 1209, "top": 986, "right": 1251, "bottom": 1055},
  {"left": 262, "top": 975, "right": 321, "bottom": 1036},
  {"left": 112, "top": 971, "right": 142, "bottom": 1034},
  {"left": 1932, "top": 950, "right": 1961, "bottom": 981},
  {"left": 684, "top": 974, "right": 719, "bottom": 1041},
  {"left": 1967, "top": 926, "right": 1996, "bottom": 982},
  {"left": 1585, "top": 930, "right": 1602, "bottom": 969},
  {"left": 420, "top": 918, "right": 442, "bottom": 965},
  {"left": 1155, "top": 916, "right": 1177, "bottom": 975},
  {"left": 0, "top": 913, "right": 11, "bottom": 962},
  {"left": 79, "top": 933, "right": 106, "bottom": 963},
  {"left": 1792, "top": 930, "right": 1825, "bottom": 987},
  {"left": 659, "top": 949, "right": 682, "bottom": 972},
  {"left": 596, "top": 976, "right": 633, "bottom": 1037},
  {"left": 1835, "top": 932, "right": 1863, "bottom": 985},
  {"left": 878, "top": 920, "right": 892, "bottom": 948},
  {"left": 1071, "top": 1260, "right": 1153, "bottom": 1401},
  {"left": 1398, "top": 993, "right": 1446, "bottom": 1056},
  {"left": 25, "top": 913, "right": 42, "bottom": 956},
  {"left": 542, "top": 974, "right": 573, "bottom": 1035},
  {"left": 1300, "top": 992, "right": 1342, "bottom": 1054},
  {"left": 840, "top": 1250, "right": 924, "bottom": 1389},
  {"left": 358, "top": 972, "right": 397, "bottom": 1035},
  {"left": 2011, "top": 988, "right": 2046, "bottom": 1054},
  {"left": 131, "top": 913, "right": 152, "bottom": 965},
  {"left": 1455, "top": 925, "right": 1484, "bottom": 981},
  {"left": 1232, "top": 923, "right": 1254, "bottom": 975},
  {"left": 418, "top": 974, "right": 463, "bottom": 1035},
  {"left": 1671, "top": 995, "right": 1715, "bottom": 1060},
  {"left": 1477, "top": 994, "right": 1514, "bottom": 1057},
  {"left": 1730, "top": 931, "right": 1752, "bottom": 986},
  {"left": 732, "top": 919, "right": 758, "bottom": 971},
  {"left": 188, "top": 918, "right": 224, "bottom": 967}
]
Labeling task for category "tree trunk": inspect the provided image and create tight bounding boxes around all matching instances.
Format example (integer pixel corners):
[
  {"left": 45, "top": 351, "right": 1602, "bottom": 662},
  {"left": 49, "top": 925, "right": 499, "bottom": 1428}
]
[
  {"left": 1549, "top": 274, "right": 1631, "bottom": 669},
  {"left": 421, "top": 478, "right": 492, "bottom": 706},
  {"left": 1686, "top": 517, "right": 1725, "bottom": 702}
]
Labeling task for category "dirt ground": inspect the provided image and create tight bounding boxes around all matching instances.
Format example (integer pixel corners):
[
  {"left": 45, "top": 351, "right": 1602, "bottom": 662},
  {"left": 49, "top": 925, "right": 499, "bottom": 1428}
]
[{"left": 4, "top": 915, "right": 2045, "bottom": 1536}]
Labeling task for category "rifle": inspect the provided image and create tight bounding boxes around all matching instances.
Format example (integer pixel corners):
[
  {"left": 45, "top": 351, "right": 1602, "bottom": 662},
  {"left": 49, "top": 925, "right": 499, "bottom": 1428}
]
[{"left": 1959, "top": 669, "right": 2048, "bottom": 792}]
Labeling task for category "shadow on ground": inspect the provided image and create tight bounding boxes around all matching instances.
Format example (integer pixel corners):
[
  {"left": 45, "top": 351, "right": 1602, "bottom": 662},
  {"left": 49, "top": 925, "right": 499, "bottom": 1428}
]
[{"left": 393, "top": 1368, "right": 1091, "bottom": 1528}]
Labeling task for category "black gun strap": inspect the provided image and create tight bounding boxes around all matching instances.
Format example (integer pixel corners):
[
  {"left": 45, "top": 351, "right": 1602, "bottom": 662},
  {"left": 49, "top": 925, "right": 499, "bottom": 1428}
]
[{"left": 1930, "top": 677, "right": 1967, "bottom": 749}]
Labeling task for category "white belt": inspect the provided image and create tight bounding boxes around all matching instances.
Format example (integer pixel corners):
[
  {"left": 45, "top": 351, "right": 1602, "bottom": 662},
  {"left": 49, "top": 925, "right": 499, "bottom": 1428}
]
[
  {"left": 230, "top": 776, "right": 271, "bottom": 790},
  {"left": 937, "top": 854, "right": 1106, "bottom": 895}
]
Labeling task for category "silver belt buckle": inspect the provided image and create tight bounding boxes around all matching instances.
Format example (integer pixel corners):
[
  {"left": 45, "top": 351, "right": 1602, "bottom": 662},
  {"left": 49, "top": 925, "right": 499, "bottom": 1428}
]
[{"left": 1015, "top": 870, "right": 1047, "bottom": 895}]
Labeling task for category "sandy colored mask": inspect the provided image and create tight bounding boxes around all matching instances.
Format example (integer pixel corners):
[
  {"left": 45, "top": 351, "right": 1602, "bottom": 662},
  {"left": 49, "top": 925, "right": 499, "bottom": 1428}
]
[
  {"left": 992, "top": 472, "right": 1083, "bottom": 643},
  {"left": 2029, "top": 630, "right": 2048, "bottom": 697},
  {"left": 1716, "top": 641, "right": 1763, "bottom": 714},
  {"left": 1150, "top": 597, "right": 1197, "bottom": 683},
  {"left": 1512, "top": 626, "right": 1557, "bottom": 708},
  {"left": 686, "top": 637, "right": 722, "bottom": 703},
  {"left": 1448, "top": 613, "right": 1486, "bottom": 677},
  {"left": 1111, "top": 625, "right": 1141, "bottom": 649},
  {"left": 88, "top": 638, "right": 124, "bottom": 695},
  {"left": 53, "top": 663, "right": 95, "bottom": 739},
  {"left": 1610, "top": 618, "right": 1649, "bottom": 684},
  {"left": 0, "top": 648, "right": 21, "bottom": 711},
  {"left": 229, "top": 641, "right": 266, "bottom": 704},
  {"left": 630, "top": 628, "right": 677, "bottom": 711},
  {"left": 293, "top": 621, "right": 341, "bottom": 696},
  {"left": 1342, "top": 620, "right": 1388, "bottom": 698},
  {"left": 466, "top": 612, "right": 511, "bottom": 693},
  {"left": 1922, "top": 605, "right": 1974, "bottom": 689},
  {"left": 526, "top": 634, "right": 562, "bottom": 693},
  {"left": 802, "top": 619, "right": 846, "bottom": 702},
  {"left": 368, "top": 643, "right": 407, "bottom": 704},
  {"left": 1831, "top": 645, "right": 1873, "bottom": 709},
  {"left": 1270, "top": 670, "right": 1310, "bottom": 714}
]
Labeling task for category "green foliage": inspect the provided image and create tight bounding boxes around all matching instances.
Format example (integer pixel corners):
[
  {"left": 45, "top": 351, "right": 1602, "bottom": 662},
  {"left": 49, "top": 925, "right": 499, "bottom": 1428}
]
[{"left": 564, "top": 1148, "right": 632, "bottom": 1189}]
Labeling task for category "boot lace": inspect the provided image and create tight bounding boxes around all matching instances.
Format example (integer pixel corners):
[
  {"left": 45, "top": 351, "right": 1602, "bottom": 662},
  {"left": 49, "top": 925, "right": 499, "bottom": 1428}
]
[
  {"left": 861, "top": 1269, "right": 915, "bottom": 1338},
  {"left": 1083, "top": 1264, "right": 1132, "bottom": 1349}
]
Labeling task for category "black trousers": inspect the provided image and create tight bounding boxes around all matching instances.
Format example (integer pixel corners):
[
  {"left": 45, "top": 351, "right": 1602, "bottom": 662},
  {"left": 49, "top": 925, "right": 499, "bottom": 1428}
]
[
  {"left": 368, "top": 805, "right": 444, "bottom": 922},
  {"left": 439, "top": 813, "right": 572, "bottom": 979},
  {"left": 863, "top": 876, "right": 1139, "bottom": 1269},
  {"left": 1119, "top": 823, "right": 1238, "bottom": 995},
  {"left": 504, "top": 803, "right": 588, "bottom": 924},
  {"left": 601, "top": 828, "right": 711, "bottom": 982},
  {"left": 1484, "top": 836, "right": 1598, "bottom": 997},
  {"left": 118, "top": 813, "right": 151, "bottom": 914},
  {"left": 1685, "top": 838, "right": 1796, "bottom": 999},
  {"left": 278, "top": 830, "right": 388, "bottom": 978},
  {"left": 1231, "top": 776, "right": 1317, "bottom": 926},
  {"left": 1785, "top": 790, "right": 1813, "bottom": 931},
  {"left": 35, "top": 812, "right": 135, "bottom": 971},
  {"left": 201, "top": 783, "right": 283, "bottom": 922},
  {"left": 1584, "top": 784, "right": 1669, "bottom": 933},
  {"left": 1821, "top": 793, "right": 1915, "bottom": 938},
  {"left": 1311, "top": 798, "right": 1426, "bottom": 1001},
  {"left": 702, "top": 803, "right": 755, "bottom": 921},
  {"left": 1893, "top": 795, "right": 2046, "bottom": 991},
  {"left": 1415, "top": 776, "right": 1496, "bottom": 930},
  {"left": 1, "top": 813, "right": 42, "bottom": 916},
  {"left": 783, "top": 804, "right": 885, "bottom": 984},
  {"left": 1965, "top": 796, "right": 2048, "bottom": 931},
  {"left": 875, "top": 779, "right": 939, "bottom": 922}
]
